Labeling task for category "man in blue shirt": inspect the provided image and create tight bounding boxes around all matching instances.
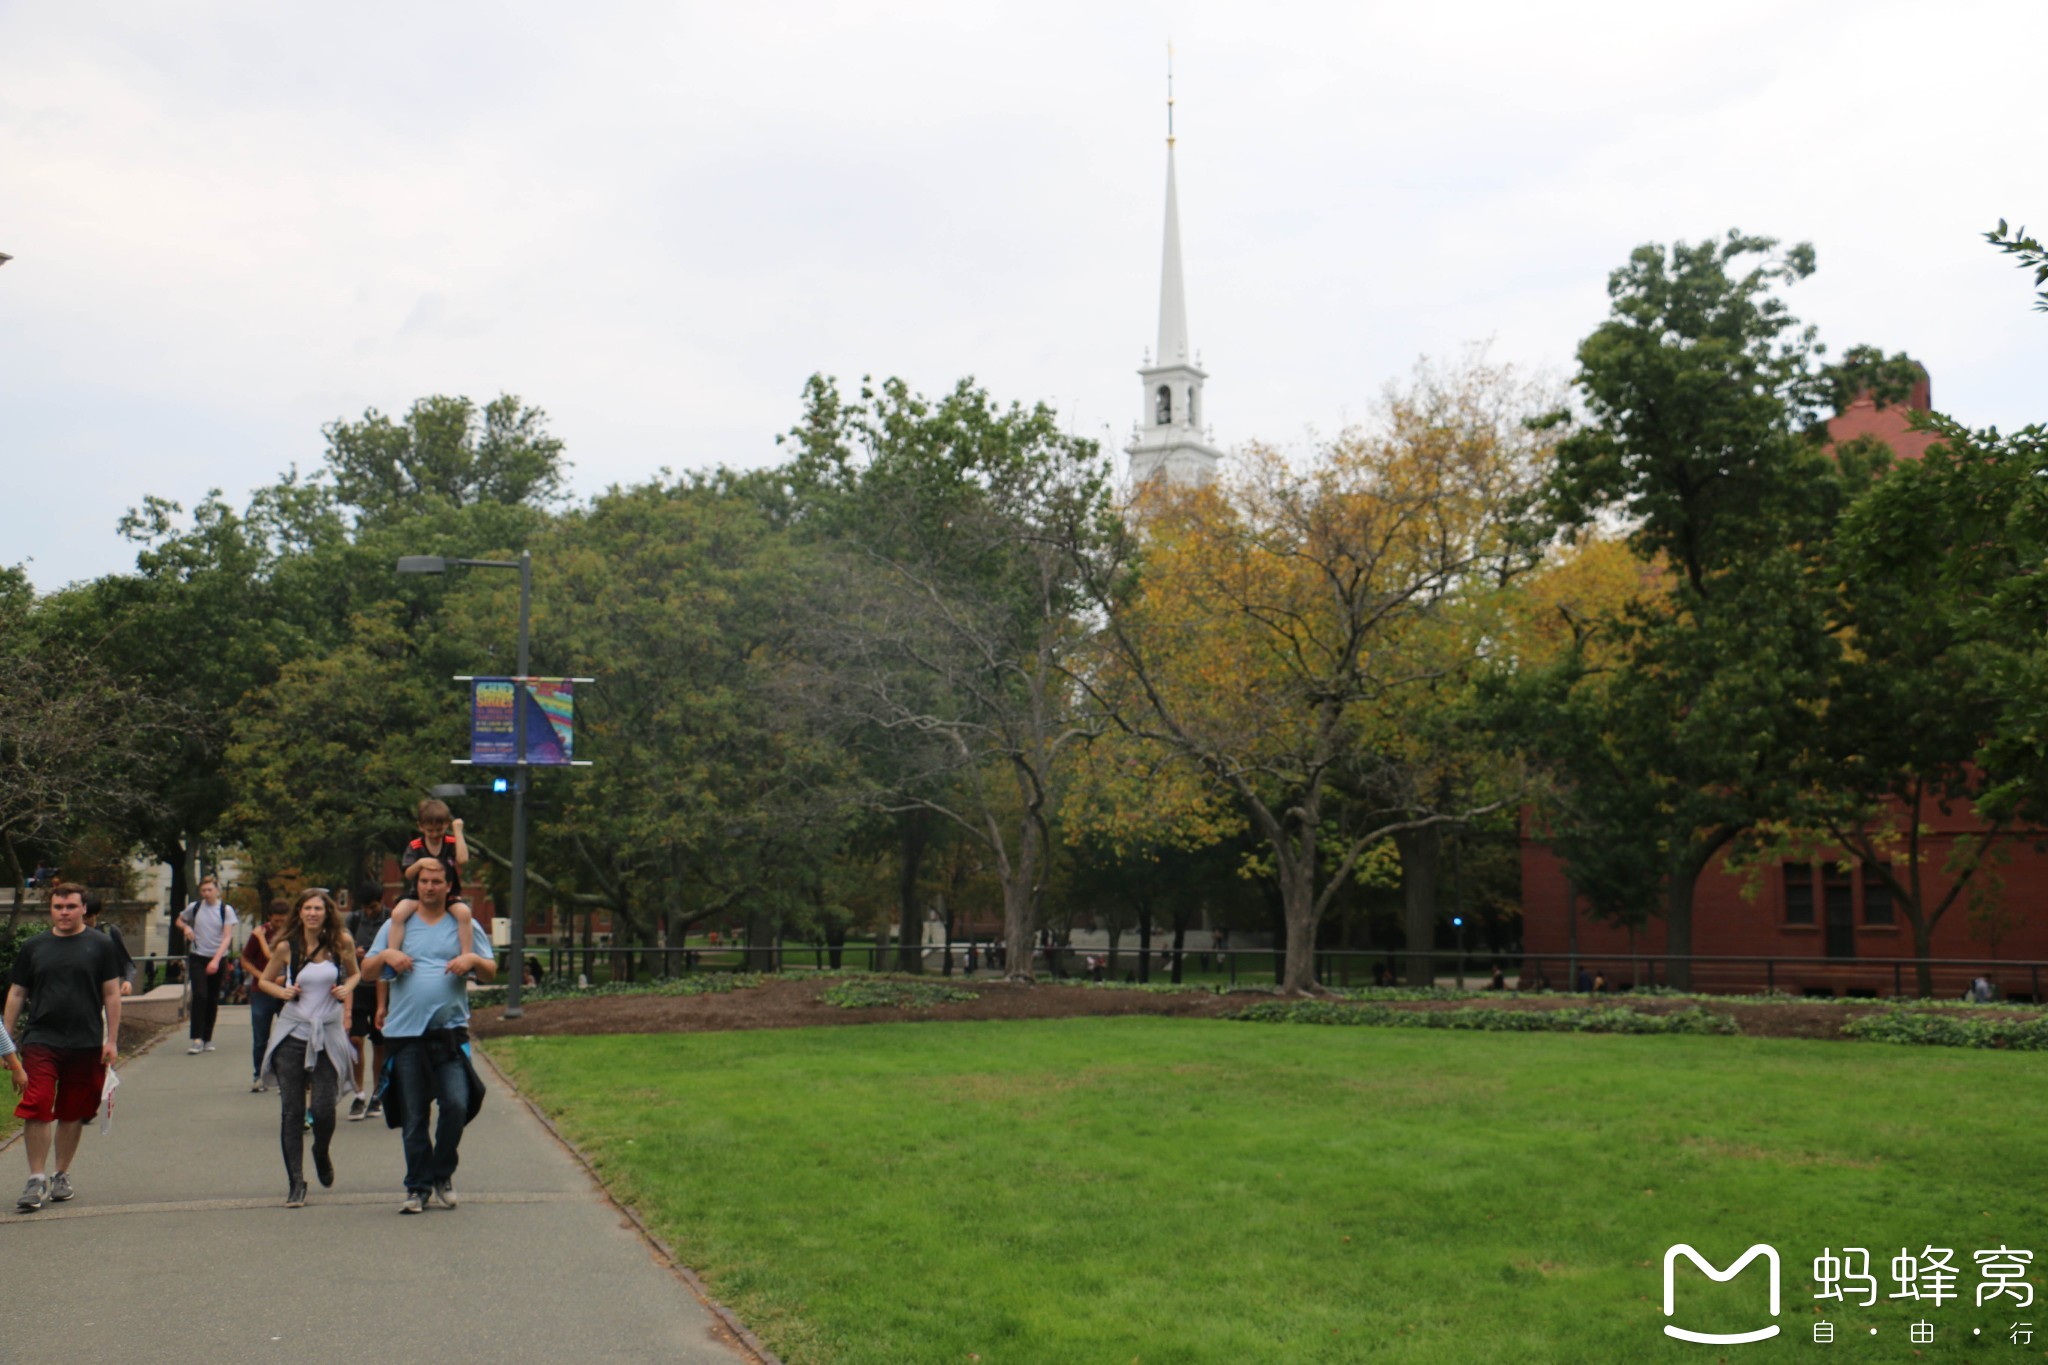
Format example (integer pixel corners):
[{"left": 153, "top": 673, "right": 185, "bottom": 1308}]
[{"left": 362, "top": 858, "right": 496, "bottom": 1214}]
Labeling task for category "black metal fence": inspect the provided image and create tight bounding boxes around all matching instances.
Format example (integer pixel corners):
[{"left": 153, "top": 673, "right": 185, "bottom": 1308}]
[{"left": 131, "top": 944, "right": 2048, "bottom": 1002}]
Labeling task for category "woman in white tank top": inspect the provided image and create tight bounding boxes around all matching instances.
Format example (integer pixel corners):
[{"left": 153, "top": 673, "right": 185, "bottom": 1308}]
[{"left": 257, "top": 889, "right": 361, "bottom": 1208}]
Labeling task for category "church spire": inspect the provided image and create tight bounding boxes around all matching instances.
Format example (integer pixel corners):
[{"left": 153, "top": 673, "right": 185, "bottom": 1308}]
[
  {"left": 1125, "top": 45, "right": 1220, "bottom": 490},
  {"left": 1156, "top": 47, "right": 1190, "bottom": 366}
]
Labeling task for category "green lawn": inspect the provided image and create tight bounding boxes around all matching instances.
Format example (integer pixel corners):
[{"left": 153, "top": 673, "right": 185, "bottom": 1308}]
[{"left": 487, "top": 1018, "right": 2048, "bottom": 1364}]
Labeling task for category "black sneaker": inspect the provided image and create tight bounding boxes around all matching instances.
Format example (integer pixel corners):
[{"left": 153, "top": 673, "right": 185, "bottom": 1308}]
[
  {"left": 347, "top": 1097, "right": 368, "bottom": 1122},
  {"left": 285, "top": 1181, "right": 307, "bottom": 1208},
  {"left": 364, "top": 1097, "right": 383, "bottom": 1119},
  {"left": 47, "top": 1172, "right": 73, "bottom": 1203},
  {"left": 314, "top": 1148, "right": 334, "bottom": 1189},
  {"left": 16, "top": 1176, "right": 46, "bottom": 1212}
]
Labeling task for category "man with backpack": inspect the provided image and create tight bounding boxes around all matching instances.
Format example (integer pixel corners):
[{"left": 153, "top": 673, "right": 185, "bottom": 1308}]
[{"left": 177, "top": 874, "right": 238, "bottom": 1055}]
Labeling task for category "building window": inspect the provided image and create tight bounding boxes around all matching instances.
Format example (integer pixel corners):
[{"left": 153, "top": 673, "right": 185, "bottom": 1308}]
[
  {"left": 1156, "top": 385, "right": 1172, "bottom": 424},
  {"left": 1784, "top": 862, "right": 1814, "bottom": 924},
  {"left": 1863, "top": 863, "right": 1894, "bottom": 925}
]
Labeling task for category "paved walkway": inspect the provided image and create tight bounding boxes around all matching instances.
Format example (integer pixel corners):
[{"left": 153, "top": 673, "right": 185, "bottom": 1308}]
[{"left": 0, "top": 1008, "right": 757, "bottom": 1364}]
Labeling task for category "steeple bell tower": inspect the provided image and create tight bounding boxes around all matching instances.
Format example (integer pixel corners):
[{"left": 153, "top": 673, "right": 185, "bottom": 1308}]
[{"left": 1127, "top": 51, "right": 1221, "bottom": 488}]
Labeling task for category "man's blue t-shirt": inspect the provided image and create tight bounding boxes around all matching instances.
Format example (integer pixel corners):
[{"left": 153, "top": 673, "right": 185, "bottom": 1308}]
[{"left": 367, "top": 912, "right": 481, "bottom": 1038}]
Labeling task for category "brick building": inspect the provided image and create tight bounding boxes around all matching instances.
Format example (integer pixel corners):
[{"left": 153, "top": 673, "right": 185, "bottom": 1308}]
[{"left": 1519, "top": 379, "right": 2048, "bottom": 999}]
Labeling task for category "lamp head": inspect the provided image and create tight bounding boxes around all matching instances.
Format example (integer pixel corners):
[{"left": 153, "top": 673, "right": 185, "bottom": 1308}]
[{"left": 396, "top": 555, "right": 449, "bottom": 574}]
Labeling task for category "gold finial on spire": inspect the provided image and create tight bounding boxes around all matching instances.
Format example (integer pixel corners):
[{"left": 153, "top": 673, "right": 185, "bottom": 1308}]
[{"left": 1166, "top": 41, "right": 1175, "bottom": 147}]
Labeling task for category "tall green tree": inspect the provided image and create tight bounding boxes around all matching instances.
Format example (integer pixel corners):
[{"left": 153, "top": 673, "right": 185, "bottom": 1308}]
[
  {"left": 784, "top": 376, "right": 1112, "bottom": 981},
  {"left": 1531, "top": 232, "right": 1896, "bottom": 987}
]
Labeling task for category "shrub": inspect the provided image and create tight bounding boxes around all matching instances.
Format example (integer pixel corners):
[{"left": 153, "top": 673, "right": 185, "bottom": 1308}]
[
  {"left": 1227, "top": 1001, "right": 1739, "bottom": 1036},
  {"left": 1842, "top": 1010, "right": 2048, "bottom": 1050},
  {"left": 820, "top": 979, "right": 980, "bottom": 1010},
  {"left": 470, "top": 972, "right": 764, "bottom": 1004}
]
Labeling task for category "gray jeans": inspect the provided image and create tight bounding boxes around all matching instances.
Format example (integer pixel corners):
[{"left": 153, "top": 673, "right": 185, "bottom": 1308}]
[{"left": 271, "top": 1041, "right": 338, "bottom": 1186}]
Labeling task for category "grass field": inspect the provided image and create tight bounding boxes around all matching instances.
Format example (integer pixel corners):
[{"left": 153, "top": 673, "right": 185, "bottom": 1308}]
[{"left": 488, "top": 1018, "right": 2048, "bottom": 1364}]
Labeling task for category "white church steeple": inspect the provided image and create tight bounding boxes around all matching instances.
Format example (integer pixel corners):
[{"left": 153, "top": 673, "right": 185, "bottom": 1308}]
[{"left": 1127, "top": 49, "right": 1221, "bottom": 488}]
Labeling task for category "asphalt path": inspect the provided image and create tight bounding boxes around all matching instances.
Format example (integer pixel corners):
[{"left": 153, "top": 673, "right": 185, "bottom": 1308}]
[{"left": 0, "top": 1006, "right": 757, "bottom": 1364}]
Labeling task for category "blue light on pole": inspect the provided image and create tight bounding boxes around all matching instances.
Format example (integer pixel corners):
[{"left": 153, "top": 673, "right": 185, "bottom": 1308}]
[{"left": 492, "top": 777, "right": 509, "bottom": 794}]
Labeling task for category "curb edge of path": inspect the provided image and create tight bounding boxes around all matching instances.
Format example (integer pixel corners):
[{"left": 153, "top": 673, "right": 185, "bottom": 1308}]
[{"left": 473, "top": 1046, "right": 787, "bottom": 1365}]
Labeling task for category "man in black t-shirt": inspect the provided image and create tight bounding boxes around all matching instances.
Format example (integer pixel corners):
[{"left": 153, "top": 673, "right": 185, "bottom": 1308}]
[{"left": 5, "top": 883, "right": 121, "bottom": 1212}]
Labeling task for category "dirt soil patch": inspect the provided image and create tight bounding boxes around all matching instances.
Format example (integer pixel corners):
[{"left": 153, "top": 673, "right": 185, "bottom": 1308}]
[{"left": 467, "top": 976, "right": 2015, "bottom": 1043}]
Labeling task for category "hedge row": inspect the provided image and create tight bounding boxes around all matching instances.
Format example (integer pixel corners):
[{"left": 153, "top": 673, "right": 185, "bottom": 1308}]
[
  {"left": 821, "top": 979, "right": 980, "bottom": 1010},
  {"left": 1842, "top": 1010, "right": 2048, "bottom": 1050},
  {"left": 1227, "top": 1001, "right": 1739, "bottom": 1035}
]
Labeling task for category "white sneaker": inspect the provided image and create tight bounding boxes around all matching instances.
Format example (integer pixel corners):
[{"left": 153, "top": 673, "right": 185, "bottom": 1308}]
[
  {"left": 433, "top": 1182, "right": 458, "bottom": 1210},
  {"left": 187, "top": 1042, "right": 204, "bottom": 1055},
  {"left": 203, "top": 1042, "right": 216, "bottom": 1052},
  {"left": 400, "top": 1193, "right": 426, "bottom": 1214}
]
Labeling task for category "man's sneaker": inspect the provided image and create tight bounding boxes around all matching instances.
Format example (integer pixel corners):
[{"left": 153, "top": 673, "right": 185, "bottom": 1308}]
[
  {"left": 47, "top": 1172, "right": 73, "bottom": 1203},
  {"left": 187, "top": 1041, "right": 204, "bottom": 1055},
  {"left": 364, "top": 1097, "right": 383, "bottom": 1119},
  {"left": 400, "top": 1192, "right": 426, "bottom": 1214},
  {"left": 251, "top": 1074, "right": 263, "bottom": 1093},
  {"left": 203, "top": 1041, "right": 216, "bottom": 1052},
  {"left": 16, "top": 1176, "right": 47, "bottom": 1212},
  {"left": 347, "top": 1097, "right": 368, "bottom": 1122},
  {"left": 433, "top": 1181, "right": 458, "bottom": 1210}
]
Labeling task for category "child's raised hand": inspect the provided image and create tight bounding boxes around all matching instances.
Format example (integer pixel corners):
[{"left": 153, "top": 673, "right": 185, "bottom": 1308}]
[{"left": 451, "top": 818, "right": 464, "bottom": 834}]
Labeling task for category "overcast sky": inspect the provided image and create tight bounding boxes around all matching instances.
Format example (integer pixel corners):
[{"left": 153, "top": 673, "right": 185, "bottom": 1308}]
[{"left": 3, "top": 0, "right": 2040, "bottom": 591}]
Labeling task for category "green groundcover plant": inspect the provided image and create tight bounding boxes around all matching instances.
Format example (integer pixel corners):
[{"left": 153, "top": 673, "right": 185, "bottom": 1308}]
[
  {"left": 1228, "top": 1001, "right": 1738, "bottom": 1035},
  {"left": 819, "top": 979, "right": 980, "bottom": 1009}
]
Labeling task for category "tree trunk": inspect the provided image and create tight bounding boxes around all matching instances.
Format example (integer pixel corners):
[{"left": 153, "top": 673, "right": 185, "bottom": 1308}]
[
  {"left": 1912, "top": 920, "right": 1935, "bottom": 1000},
  {"left": 745, "top": 905, "right": 777, "bottom": 974},
  {"left": 1137, "top": 907, "right": 1153, "bottom": 984},
  {"left": 1394, "top": 824, "right": 1442, "bottom": 988},
  {"left": 1279, "top": 877, "right": 1318, "bottom": 995},
  {"left": 1001, "top": 818, "right": 1043, "bottom": 984},
  {"left": 1106, "top": 921, "right": 1121, "bottom": 978},
  {"left": 1663, "top": 849, "right": 1701, "bottom": 992},
  {"left": 1169, "top": 917, "right": 1188, "bottom": 985},
  {"left": 896, "top": 812, "right": 929, "bottom": 974}
]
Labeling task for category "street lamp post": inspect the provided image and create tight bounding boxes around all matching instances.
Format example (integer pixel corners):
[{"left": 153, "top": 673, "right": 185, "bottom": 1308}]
[{"left": 397, "top": 552, "right": 533, "bottom": 1018}]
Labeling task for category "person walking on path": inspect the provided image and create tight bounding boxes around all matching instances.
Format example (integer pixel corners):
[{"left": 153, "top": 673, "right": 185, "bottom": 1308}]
[
  {"left": 344, "top": 882, "right": 389, "bottom": 1121},
  {"left": 177, "top": 874, "right": 238, "bottom": 1055},
  {"left": 81, "top": 894, "right": 138, "bottom": 997},
  {"left": 243, "top": 900, "right": 289, "bottom": 1092},
  {"left": 257, "top": 889, "right": 359, "bottom": 1208},
  {"left": 361, "top": 857, "right": 494, "bottom": 1214},
  {"left": 5, "top": 883, "right": 122, "bottom": 1213}
]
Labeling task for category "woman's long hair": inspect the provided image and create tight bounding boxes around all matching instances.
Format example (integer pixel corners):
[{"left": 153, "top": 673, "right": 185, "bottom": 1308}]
[{"left": 286, "top": 889, "right": 346, "bottom": 971}]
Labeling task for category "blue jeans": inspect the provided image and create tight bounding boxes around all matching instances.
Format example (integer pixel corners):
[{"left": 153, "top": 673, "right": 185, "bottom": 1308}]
[
  {"left": 249, "top": 990, "right": 281, "bottom": 1078},
  {"left": 390, "top": 1036, "right": 470, "bottom": 1195}
]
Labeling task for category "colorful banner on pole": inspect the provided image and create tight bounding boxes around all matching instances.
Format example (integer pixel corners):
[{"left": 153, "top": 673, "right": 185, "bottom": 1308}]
[{"left": 470, "top": 678, "right": 576, "bottom": 765}]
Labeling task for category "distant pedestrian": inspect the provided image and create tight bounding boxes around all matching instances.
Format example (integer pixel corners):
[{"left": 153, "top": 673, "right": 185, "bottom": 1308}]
[
  {"left": 176, "top": 875, "right": 238, "bottom": 1054},
  {"left": 6, "top": 883, "right": 122, "bottom": 1213},
  {"left": 346, "top": 883, "right": 390, "bottom": 1121},
  {"left": 243, "top": 901, "right": 289, "bottom": 1092},
  {"left": 1967, "top": 976, "right": 1995, "bottom": 1003},
  {"left": 257, "top": 889, "right": 360, "bottom": 1208},
  {"left": 81, "top": 894, "right": 137, "bottom": 997},
  {"left": 1487, "top": 965, "right": 1506, "bottom": 991},
  {"left": 362, "top": 857, "right": 496, "bottom": 1214}
]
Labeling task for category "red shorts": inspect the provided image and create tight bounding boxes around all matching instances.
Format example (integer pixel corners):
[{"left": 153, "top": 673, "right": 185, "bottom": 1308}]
[{"left": 14, "top": 1044, "right": 106, "bottom": 1125}]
